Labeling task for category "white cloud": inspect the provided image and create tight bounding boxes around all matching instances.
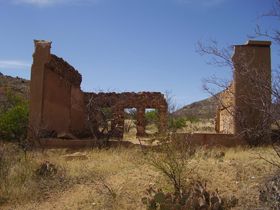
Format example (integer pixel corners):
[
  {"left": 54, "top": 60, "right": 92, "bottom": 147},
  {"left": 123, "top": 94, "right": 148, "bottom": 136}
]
[
  {"left": 13, "top": 0, "right": 98, "bottom": 7},
  {"left": 0, "top": 60, "right": 31, "bottom": 70}
]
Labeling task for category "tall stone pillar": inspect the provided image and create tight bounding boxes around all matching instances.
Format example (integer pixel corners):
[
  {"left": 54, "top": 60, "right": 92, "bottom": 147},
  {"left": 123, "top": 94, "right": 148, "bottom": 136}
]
[
  {"left": 29, "top": 40, "right": 52, "bottom": 134},
  {"left": 158, "top": 106, "right": 168, "bottom": 133},
  {"left": 136, "top": 107, "right": 145, "bottom": 136},
  {"left": 233, "top": 40, "right": 271, "bottom": 143}
]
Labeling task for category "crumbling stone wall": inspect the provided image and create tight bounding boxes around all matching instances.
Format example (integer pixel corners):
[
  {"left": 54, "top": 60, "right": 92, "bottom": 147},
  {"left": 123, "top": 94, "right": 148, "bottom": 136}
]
[
  {"left": 215, "top": 83, "right": 234, "bottom": 134},
  {"left": 29, "top": 40, "right": 167, "bottom": 139},
  {"left": 215, "top": 40, "right": 271, "bottom": 138},
  {"left": 29, "top": 40, "right": 86, "bottom": 137},
  {"left": 85, "top": 92, "right": 168, "bottom": 138}
]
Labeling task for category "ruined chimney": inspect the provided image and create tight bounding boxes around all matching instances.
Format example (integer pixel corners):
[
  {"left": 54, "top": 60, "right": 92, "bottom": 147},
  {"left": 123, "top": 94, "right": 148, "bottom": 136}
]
[
  {"left": 29, "top": 40, "right": 52, "bottom": 135},
  {"left": 232, "top": 40, "right": 271, "bottom": 143},
  {"left": 33, "top": 40, "right": 52, "bottom": 62}
]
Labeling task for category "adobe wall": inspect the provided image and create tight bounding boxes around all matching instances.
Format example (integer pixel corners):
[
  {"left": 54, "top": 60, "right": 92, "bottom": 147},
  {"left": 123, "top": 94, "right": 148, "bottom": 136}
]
[
  {"left": 29, "top": 40, "right": 86, "bottom": 136},
  {"left": 233, "top": 41, "right": 271, "bottom": 138},
  {"left": 215, "top": 40, "right": 271, "bottom": 139},
  {"left": 29, "top": 40, "right": 167, "bottom": 139},
  {"left": 85, "top": 92, "right": 168, "bottom": 137},
  {"left": 172, "top": 133, "right": 246, "bottom": 147}
]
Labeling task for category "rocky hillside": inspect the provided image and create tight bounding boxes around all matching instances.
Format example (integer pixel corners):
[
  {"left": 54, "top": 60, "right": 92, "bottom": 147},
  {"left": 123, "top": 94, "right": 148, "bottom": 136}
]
[
  {"left": 0, "top": 72, "right": 30, "bottom": 102},
  {"left": 173, "top": 94, "right": 220, "bottom": 119}
]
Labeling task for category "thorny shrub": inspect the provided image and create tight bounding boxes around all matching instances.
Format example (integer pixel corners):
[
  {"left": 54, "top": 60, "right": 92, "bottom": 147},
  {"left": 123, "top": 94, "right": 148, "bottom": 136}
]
[{"left": 142, "top": 181, "right": 238, "bottom": 210}]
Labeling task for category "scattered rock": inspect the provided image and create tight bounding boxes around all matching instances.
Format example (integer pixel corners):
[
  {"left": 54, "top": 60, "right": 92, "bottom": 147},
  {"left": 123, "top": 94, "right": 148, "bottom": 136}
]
[
  {"left": 214, "top": 151, "right": 225, "bottom": 159},
  {"left": 39, "top": 129, "right": 57, "bottom": 138},
  {"left": 63, "top": 152, "right": 88, "bottom": 161},
  {"left": 57, "top": 132, "right": 77, "bottom": 139},
  {"left": 36, "top": 161, "right": 58, "bottom": 177}
]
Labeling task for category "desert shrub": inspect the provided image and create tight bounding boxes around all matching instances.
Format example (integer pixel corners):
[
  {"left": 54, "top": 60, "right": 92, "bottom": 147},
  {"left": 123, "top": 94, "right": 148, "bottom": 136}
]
[
  {"left": 0, "top": 89, "right": 24, "bottom": 112},
  {"left": 0, "top": 104, "right": 28, "bottom": 141},
  {"left": 145, "top": 110, "right": 159, "bottom": 125},
  {"left": 147, "top": 134, "right": 195, "bottom": 194},
  {"left": 168, "top": 117, "right": 186, "bottom": 131},
  {"left": 185, "top": 116, "right": 200, "bottom": 123},
  {"left": 142, "top": 181, "right": 238, "bottom": 210},
  {"left": 0, "top": 91, "right": 28, "bottom": 141}
]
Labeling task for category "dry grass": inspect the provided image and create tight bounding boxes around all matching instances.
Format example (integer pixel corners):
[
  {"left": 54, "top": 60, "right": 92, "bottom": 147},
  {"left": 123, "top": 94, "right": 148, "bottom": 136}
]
[
  {"left": 0, "top": 142, "right": 277, "bottom": 210},
  {"left": 176, "top": 119, "right": 216, "bottom": 133}
]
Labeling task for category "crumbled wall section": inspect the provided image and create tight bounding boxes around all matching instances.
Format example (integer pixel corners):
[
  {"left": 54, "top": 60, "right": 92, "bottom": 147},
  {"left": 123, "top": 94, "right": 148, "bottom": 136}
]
[
  {"left": 29, "top": 40, "right": 167, "bottom": 139},
  {"left": 215, "top": 40, "right": 271, "bottom": 138},
  {"left": 29, "top": 40, "right": 86, "bottom": 136},
  {"left": 85, "top": 92, "right": 168, "bottom": 137},
  {"left": 215, "top": 83, "right": 234, "bottom": 134},
  {"left": 46, "top": 55, "right": 82, "bottom": 87}
]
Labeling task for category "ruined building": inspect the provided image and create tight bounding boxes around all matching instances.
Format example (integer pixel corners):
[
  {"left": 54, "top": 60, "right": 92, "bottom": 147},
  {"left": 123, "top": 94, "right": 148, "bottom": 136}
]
[
  {"left": 29, "top": 39, "right": 272, "bottom": 146},
  {"left": 29, "top": 40, "right": 168, "bottom": 139},
  {"left": 215, "top": 40, "right": 271, "bottom": 139}
]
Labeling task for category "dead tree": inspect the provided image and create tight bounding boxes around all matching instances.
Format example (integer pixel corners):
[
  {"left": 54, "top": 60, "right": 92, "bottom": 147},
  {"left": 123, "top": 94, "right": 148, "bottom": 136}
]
[{"left": 86, "top": 94, "right": 122, "bottom": 147}]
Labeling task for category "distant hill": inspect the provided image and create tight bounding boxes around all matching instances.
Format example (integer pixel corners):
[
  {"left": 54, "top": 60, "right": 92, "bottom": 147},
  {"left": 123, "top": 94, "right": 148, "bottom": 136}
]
[
  {"left": 173, "top": 94, "right": 220, "bottom": 119},
  {"left": 0, "top": 73, "right": 30, "bottom": 102}
]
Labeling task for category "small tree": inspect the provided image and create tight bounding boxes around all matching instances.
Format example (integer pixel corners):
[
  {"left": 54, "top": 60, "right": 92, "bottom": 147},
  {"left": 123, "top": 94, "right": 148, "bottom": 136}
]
[
  {"left": 164, "top": 91, "right": 187, "bottom": 132},
  {"left": 86, "top": 94, "right": 123, "bottom": 147},
  {"left": 0, "top": 90, "right": 29, "bottom": 142}
]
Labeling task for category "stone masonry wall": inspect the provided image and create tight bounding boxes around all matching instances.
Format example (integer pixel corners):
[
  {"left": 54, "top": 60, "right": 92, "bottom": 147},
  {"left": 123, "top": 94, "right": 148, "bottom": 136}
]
[
  {"left": 215, "top": 83, "right": 234, "bottom": 134},
  {"left": 85, "top": 92, "right": 168, "bottom": 138},
  {"left": 215, "top": 40, "right": 271, "bottom": 140}
]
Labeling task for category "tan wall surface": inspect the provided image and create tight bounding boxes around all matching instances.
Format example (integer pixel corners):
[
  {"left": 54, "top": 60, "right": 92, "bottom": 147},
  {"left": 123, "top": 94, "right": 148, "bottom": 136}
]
[
  {"left": 70, "top": 86, "right": 86, "bottom": 133},
  {"left": 42, "top": 68, "right": 71, "bottom": 133},
  {"left": 29, "top": 40, "right": 52, "bottom": 132},
  {"left": 29, "top": 40, "right": 85, "bottom": 137},
  {"left": 173, "top": 133, "right": 246, "bottom": 147}
]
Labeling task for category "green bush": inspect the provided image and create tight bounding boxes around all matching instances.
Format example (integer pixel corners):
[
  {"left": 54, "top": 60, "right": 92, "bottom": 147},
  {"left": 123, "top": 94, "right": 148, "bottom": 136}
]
[
  {"left": 145, "top": 110, "right": 159, "bottom": 125},
  {"left": 168, "top": 117, "right": 186, "bottom": 131},
  {"left": 0, "top": 91, "right": 28, "bottom": 141},
  {"left": 185, "top": 116, "right": 200, "bottom": 123}
]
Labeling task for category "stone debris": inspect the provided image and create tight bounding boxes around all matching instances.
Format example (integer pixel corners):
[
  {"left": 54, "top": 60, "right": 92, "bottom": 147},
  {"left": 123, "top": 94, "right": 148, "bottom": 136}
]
[{"left": 63, "top": 152, "right": 88, "bottom": 161}]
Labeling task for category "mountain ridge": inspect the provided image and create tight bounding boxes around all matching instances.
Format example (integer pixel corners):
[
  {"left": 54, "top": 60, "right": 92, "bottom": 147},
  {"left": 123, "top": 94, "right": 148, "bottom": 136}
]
[{"left": 173, "top": 94, "right": 220, "bottom": 119}]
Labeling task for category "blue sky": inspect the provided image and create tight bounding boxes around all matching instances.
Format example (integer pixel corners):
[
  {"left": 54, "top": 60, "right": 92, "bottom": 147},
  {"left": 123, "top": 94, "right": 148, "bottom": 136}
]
[{"left": 0, "top": 0, "right": 278, "bottom": 108}]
